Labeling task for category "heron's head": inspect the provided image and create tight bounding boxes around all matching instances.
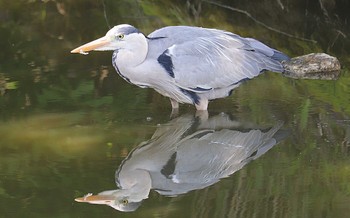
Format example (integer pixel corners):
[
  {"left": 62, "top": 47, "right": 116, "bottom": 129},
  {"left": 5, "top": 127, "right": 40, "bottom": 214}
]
[
  {"left": 71, "top": 24, "right": 146, "bottom": 55},
  {"left": 75, "top": 189, "right": 142, "bottom": 212}
]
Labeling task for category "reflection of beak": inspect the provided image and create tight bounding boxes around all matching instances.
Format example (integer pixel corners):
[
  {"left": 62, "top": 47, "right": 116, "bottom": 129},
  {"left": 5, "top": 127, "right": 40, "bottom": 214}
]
[
  {"left": 75, "top": 193, "right": 114, "bottom": 204},
  {"left": 71, "top": 36, "right": 111, "bottom": 54}
]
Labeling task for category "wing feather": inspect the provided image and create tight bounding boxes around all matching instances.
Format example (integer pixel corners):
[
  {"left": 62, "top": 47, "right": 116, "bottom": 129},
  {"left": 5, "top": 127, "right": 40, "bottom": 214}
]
[
  {"left": 147, "top": 26, "right": 288, "bottom": 92},
  {"left": 163, "top": 33, "right": 285, "bottom": 91}
]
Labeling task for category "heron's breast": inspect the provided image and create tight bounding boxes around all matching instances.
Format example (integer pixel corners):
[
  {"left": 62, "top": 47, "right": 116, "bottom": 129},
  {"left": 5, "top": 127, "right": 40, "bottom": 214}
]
[{"left": 112, "top": 52, "right": 133, "bottom": 84}]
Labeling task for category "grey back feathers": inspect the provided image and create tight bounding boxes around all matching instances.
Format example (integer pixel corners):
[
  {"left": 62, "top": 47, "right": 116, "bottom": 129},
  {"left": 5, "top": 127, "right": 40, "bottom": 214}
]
[{"left": 147, "top": 26, "right": 288, "bottom": 92}]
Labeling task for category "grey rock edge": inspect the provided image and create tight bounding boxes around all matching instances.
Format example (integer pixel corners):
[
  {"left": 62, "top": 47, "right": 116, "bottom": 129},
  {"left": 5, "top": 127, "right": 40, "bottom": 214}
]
[{"left": 282, "top": 53, "right": 341, "bottom": 80}]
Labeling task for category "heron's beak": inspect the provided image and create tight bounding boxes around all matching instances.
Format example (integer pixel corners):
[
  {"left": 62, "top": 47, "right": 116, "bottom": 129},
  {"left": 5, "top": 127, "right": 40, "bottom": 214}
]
[
  {"left": 71, "top": 36, "right": 111, "bottom": 54},
  {"left": 75, "top": 193, "right": 115, "bottom": 205}
]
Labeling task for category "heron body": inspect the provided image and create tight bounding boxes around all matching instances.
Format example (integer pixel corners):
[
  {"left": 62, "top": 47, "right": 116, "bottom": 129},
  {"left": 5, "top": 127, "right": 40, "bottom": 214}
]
[{"left": 71, "top": 24, "right": 289, "bottom": 110}]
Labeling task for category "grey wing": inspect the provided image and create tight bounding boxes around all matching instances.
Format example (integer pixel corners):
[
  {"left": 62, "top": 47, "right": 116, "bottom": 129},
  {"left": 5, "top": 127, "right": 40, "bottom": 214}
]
[
  {"left": 172, "top": 122, "right": 284, "bottom": 183},
  {"left": 160, "top": 33, "right": 287, "bottom": 91}
]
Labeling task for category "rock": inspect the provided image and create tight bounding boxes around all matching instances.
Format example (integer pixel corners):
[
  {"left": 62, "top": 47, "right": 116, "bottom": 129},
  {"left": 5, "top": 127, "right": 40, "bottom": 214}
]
[{"left": 282, "top": 53, "right": 341, "bottom": 80}]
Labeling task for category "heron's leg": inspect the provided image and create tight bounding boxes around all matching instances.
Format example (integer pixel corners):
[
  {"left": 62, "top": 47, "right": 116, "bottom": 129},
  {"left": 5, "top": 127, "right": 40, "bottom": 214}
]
[
  {"left": 170, "top": 108, "right": 179, "bottom": 119},
  {"left": 195, "top": 99, "right": 208, "bottom": 111},
  {"left": 195, "top": 110, "right": 208, "bottom": 121},
  {"left": 170, "top": 98, "right": 179, "bottom": 109},
  {"left": 169, "top": 99, "right": 179, "bottom": 119}
]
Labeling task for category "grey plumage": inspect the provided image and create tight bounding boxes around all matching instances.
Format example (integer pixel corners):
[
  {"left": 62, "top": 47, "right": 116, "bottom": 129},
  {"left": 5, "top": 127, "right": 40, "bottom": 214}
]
[
  {"left": 74, "top": 113, "right": 288, "bottom": 212},
  {"left": 71, "top": 24, "right": 290, "bottom": 110}
]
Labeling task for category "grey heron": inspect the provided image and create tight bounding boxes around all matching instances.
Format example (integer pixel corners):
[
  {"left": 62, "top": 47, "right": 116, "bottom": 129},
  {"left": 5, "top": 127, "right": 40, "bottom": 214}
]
[
  {"left": 71, "top": 24, "right": 289, "bottom": 110},
  {"left": 75, "top": 113, "right": 288, "bottom": 212}
]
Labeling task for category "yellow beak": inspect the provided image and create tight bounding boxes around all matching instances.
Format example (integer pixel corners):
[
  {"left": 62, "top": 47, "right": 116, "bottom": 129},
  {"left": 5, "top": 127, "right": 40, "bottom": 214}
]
[
  {"left": 75, "top": 194, "right": 114, "bottom": 204},
  {"left": 71, "top": 37, "right": 111, "bottom": 54}
]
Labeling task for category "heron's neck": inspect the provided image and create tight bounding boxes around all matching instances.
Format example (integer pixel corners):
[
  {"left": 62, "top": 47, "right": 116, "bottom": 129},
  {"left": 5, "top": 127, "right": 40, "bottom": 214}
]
[
  {"left": 119, "top": 169, "right": 152, "bottom": 202},
  {"left": 116, "top": 34, "right": 148, "bottom": 67}
]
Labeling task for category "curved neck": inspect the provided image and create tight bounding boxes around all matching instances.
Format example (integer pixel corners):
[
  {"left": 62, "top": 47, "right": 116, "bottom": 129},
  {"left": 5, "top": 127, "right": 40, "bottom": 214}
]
[
  {"left": 116, "top": 34, "right": 148, "bottom": 67},
  {"left": 119, "top": 169, "right": 152, "bottom": 202}
]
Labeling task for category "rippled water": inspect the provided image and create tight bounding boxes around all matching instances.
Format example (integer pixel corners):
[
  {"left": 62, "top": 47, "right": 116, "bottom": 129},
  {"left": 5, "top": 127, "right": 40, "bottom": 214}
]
[{"left": 0, "top": 0, "right": 350, "bottom": 217}]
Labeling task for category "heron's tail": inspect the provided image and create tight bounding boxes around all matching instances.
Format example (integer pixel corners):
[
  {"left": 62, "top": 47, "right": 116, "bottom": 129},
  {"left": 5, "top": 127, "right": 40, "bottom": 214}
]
[
  {"left": 263, "top": 50, "right": 290, "bottom": 73},
  {"left": 271, "top": 49, "right": 290, "bottom": 62}
]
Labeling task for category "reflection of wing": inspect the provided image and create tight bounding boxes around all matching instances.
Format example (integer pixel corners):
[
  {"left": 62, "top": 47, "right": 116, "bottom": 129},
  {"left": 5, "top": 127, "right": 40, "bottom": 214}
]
[
  {"left": 170, "top": 122, "right": 283, "bottom": 185},
  {"left": 144, "top": 114, "right": 286, "bottom": 196}
]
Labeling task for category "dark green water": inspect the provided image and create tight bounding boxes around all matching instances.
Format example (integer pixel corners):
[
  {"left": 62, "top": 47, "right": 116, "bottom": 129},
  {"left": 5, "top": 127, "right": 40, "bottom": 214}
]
[{"left": 0, "top": 0, "right": 350, "bottom": 217}]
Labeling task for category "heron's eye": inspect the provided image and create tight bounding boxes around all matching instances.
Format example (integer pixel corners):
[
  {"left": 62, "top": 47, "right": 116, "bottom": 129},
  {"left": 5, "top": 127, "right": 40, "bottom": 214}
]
[
  {"left": 121, "top": 199, "right": 128, "bottom": 205},
  {"left": 116, "top": 34, "right": 124, "bottom": 40}
]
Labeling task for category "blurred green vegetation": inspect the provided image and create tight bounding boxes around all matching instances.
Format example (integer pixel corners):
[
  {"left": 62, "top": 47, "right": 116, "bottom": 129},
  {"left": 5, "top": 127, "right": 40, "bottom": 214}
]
[{"left": 0, "top": 0, "right": 349, "bottom": 217}]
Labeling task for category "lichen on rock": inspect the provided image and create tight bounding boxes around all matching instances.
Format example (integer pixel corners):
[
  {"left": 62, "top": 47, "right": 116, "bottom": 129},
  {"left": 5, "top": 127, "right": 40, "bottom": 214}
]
[{"left": 282, "top": 53, "right": 341, "bottom": 80}]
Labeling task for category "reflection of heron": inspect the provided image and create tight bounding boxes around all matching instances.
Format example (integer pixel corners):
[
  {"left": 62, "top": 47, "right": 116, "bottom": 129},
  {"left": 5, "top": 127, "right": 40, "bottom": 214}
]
[
  {"left": 75, "top": 113, "right": 287, "bottom": 212},
  {"left": 71, "top": 24, "right": 289, "bottom": 111}
]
